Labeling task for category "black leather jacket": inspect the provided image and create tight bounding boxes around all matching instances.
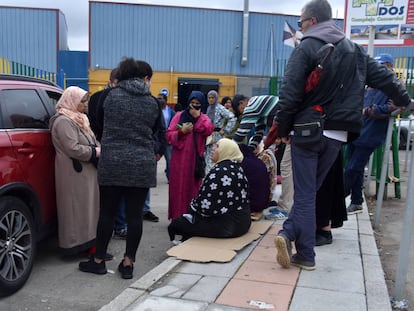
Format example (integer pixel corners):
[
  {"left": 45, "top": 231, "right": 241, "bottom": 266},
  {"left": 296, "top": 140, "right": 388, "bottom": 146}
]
[{"left": 276, "top": 20, "right": 410, "bottom": 138}]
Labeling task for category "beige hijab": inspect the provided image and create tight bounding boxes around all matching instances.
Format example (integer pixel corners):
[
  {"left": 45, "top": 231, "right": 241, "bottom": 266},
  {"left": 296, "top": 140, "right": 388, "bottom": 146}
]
[
  {"left": 216, "top": 138, "right": 244, "bottom": 163},
  {"left": 56, "top": 86, "right": 92, "bottom": 135}
]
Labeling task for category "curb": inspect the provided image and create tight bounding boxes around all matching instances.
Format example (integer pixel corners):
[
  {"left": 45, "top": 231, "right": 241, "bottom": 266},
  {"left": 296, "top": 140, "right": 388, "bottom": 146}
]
[
  {"left": 99, "top": 257, "right": 182, "bottom": 311},
  {"left": 358, "top": 206, "right": 392, "bottom": 310}
]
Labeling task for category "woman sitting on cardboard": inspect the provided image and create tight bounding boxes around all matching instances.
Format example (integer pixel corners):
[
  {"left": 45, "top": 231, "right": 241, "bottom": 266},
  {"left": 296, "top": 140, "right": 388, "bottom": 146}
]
[{"left": 168, "top": 138, "right": 251, "bottom": 242}]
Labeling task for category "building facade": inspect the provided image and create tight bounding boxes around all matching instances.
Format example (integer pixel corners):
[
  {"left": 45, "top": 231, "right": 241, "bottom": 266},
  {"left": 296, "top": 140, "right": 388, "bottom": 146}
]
[
  {"left": 89, "top": 1, "right": 414, "bottom": 105},
  {"left": 0, "top": 6, "right": 68, "bottom": 73}
]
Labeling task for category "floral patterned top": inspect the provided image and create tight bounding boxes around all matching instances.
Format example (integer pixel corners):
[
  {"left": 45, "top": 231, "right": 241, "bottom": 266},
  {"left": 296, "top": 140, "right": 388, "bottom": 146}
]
[{"left": 189, "top": 159, "right": 249, "bottom": 217}]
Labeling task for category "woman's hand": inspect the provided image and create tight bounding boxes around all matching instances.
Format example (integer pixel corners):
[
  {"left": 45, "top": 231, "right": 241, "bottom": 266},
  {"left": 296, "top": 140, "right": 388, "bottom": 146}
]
[
  {"left": 189, "top": 105, "right": 201, "bottom": 119},
  {"left": 95, "top": 146, "right": 101, "bottom": 157},
  {"left": 181, "top": 122, "right": 193, "bottom": 134}
]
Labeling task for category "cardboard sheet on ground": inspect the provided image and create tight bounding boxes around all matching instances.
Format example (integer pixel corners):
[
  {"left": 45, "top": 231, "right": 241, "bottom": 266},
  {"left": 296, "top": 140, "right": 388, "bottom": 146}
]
[{"left": 166, "top": 220, "right": 273, "bottom": 263}]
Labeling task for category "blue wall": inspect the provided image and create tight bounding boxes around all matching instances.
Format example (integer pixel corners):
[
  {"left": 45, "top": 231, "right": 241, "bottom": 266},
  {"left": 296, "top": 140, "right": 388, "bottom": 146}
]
[
  {"left": 58, "top": 51, "right": 89, "bottom": 90},
  {"left": 90, "top": 3, "right": 304, "bottom": 76},
  {"left": 90, "top": 3, "right": 414, "bottom": 77},
  {"left": 0, "top": 6, "right": 68, "bottom": 72}
]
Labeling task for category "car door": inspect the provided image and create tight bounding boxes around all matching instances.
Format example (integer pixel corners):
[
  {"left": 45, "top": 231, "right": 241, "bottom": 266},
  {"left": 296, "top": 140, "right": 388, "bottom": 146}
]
[{"left": 0, "top": 88, "right": 57, "bottom": 224}]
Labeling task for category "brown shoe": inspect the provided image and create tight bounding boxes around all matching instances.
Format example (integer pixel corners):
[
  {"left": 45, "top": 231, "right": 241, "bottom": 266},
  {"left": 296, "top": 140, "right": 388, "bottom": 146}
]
[{"left": 274, "top": 233, "right": 292, "bottom": 269}]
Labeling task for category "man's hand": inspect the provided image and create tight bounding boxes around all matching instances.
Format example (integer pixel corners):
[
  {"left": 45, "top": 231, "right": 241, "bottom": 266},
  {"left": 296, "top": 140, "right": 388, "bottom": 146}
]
[
  {"left": 282, "top": 136, "right": 291, "bottom": 144},
  {"left": 387, "top": 99, "right": 398, "bottom": 112}
]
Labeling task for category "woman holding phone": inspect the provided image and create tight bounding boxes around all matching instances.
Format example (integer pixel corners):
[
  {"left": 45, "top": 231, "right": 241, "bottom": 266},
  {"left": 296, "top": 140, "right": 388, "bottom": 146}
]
[{"left": 166, "top": 91, "right": 214, "bottom": 220}]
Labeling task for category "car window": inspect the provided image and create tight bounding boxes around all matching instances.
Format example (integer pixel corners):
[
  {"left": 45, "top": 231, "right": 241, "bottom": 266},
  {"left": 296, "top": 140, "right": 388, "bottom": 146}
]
[
  {"left": 38, "top": 90, "right": 61, "bottom": 116},
  {"left": 0, "top": 89, "right": 51, "bottom": 129}
]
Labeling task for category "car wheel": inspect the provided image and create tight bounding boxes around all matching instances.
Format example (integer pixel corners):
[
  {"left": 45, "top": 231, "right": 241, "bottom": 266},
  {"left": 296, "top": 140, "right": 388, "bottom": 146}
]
[
  {"left": 399, "top": 127, "right": 408, "bottom": 150},
  {"left": 0, "top": 196, "right": 36, "bottom": 297}
]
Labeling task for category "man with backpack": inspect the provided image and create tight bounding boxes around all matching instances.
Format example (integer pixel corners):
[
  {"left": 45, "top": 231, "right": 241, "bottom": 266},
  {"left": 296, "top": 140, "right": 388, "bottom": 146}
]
[{"left": 274, "top": 0, "right": 411, "bottom": 271}]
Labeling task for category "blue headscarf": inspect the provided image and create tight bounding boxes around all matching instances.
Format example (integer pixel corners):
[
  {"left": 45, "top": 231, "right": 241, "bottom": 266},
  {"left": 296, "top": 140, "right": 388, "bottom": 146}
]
[{"left": 179, "top": 91, "right": 206, "bottom": 124}]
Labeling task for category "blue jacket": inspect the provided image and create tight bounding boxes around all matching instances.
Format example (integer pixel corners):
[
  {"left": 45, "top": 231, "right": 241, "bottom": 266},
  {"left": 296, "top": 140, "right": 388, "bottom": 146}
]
[
  {"left": 354, "top": 88, "right": 390, "bottom": 148},
  {"left": 163, "top": 106, "right": 175, "bottom": 127}
]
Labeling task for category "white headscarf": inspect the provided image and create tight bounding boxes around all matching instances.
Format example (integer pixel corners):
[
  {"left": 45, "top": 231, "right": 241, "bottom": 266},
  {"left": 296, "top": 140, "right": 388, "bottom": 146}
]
[{"left": 216, "top": 138, "right": 244, "bottom": 163}]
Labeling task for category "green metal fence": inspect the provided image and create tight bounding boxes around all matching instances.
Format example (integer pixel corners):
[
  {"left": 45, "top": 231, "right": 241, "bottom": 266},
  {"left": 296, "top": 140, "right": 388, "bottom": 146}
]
[
  {"left": 0, "top": 56, "right": 65, "bottom": 88},
  {"left": 394, "top": 56, "right": 414, "bottom": 97}
]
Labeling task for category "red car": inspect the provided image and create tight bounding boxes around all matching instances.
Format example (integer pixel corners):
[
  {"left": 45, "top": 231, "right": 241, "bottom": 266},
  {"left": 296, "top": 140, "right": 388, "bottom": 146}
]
[{"left": 0, "top": 74, "right": 62, "bottom": 296}]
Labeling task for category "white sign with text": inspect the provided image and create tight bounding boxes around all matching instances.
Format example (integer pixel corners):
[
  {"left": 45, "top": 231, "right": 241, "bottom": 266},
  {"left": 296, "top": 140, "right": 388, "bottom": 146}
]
[{"left": 344, "top": 0, "right": 414, "bottom": 46}]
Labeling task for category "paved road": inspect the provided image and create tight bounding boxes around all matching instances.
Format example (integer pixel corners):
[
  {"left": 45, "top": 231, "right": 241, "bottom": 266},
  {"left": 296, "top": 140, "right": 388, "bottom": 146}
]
[
  {"left": 0, "top": 161, "right": 172, "bottom": 311},
  {"left": 3, "top": 152, "right": 413, "bottom": 310},
  {"left": 369, "top": 150, "right": 414, "bottom": 308}
]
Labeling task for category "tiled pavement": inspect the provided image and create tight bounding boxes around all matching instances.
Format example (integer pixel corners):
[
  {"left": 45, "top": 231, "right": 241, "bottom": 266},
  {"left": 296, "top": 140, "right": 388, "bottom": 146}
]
[{"left": 99, "top": 201, "right": 391, "bottom": 311}]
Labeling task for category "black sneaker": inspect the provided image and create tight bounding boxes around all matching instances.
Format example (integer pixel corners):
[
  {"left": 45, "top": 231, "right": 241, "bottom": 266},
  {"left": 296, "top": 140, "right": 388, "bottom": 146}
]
[
  {"left": 118, "top": 260, "right": 134, "bottom": 279},
  {"left": 274, "top": 233, "right": 292, "bottom": 269},
  {"left": 143, "top": 211, "right": 159, "bottom": 222},
  {"left": 315, "top": 231, "right": 333, "bottom": 247},
  {"left": 79, "top": 258, "right": 107, "bottom": 275},
  {"left": 113, "top": 228, "right": 127, "bottom": 240},
  {"left": 347, "top": 203, "right": 363, "bottom": 215},
  {"left": 291, "top": 254, "right": 316, "bottom": 271},
  {"left": 88, "top": 252, "right": 114, "bottom": 261},
  {"left": 268, "top": 200, "right": 278, "bottom": 208}
]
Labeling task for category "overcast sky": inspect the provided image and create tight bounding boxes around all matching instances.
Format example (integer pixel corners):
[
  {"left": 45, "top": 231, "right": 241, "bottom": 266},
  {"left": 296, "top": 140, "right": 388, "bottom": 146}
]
[{"left": 1, "top": 0, "right": 346, "bottom": 50}]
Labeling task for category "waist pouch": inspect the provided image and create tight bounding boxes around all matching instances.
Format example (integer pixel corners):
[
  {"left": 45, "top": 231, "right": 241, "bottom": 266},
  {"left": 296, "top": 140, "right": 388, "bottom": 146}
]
[{"left": 293, "top": 105, "right": 325, "bottom": 147}]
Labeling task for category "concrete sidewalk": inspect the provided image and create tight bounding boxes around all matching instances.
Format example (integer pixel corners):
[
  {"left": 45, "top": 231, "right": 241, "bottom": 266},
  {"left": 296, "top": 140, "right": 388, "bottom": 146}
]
[{"left": 99, "top": 201, "right": 391, "bottom": 311}]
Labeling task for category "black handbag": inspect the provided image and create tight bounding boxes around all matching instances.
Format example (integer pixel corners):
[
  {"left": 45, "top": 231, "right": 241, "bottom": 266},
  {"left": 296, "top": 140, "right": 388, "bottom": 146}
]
[
  {"left": 71, "top": 158, "right": 83, "bottom": 172},
  {"left": 292, "top": 105, "right": 325, "bottom": 147},
  {"left": 193, "top": 133, "right": 206, "bottom": 179}
]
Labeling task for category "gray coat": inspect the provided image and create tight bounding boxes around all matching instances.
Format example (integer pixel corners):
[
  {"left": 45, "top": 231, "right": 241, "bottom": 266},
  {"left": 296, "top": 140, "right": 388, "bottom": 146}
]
[{"left": 98, "top": 78, "right": 162, "bottom": 187}]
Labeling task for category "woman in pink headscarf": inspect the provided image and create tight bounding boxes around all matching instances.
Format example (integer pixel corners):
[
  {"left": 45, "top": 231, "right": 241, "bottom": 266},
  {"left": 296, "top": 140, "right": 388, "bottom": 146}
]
[{"left": 49, "top": 86, "right": 101, "bottom": 257}]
